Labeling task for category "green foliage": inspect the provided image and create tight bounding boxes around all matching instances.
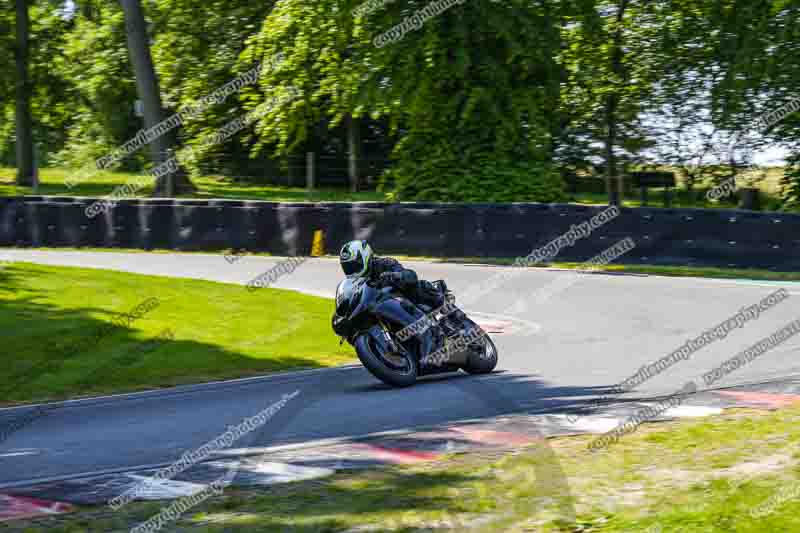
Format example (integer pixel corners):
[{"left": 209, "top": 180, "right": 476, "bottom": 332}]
[
  {"left": 242, "top": 0, "right": 361, "bottom": 156},
  {"left": 0, "top": 3, "right": 15, "bottom": 165},
  {"left": 48, "top": 1, "right": 141, "bottom": 170},
  {"left": 4, "top": 0, "right": 800, "bottom": 203},
  {"left": 1, "top": 1, "right": 76, "bottom": 167},
  {"left": 387, "top": 153, "right": 566, "bottom": 204},
  {"left": 146, "top": 0, "right": 278, "bottom": 174},
  {"left": 385, "top": 127, "right": 565, "bottom": 203},
  {"left": 779, "top": 155, "right": 800, "bottom": 210}
]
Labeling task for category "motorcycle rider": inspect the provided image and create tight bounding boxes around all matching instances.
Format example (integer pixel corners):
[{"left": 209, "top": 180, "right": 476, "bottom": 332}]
[
  {"left": 334, "top": 240, "right": 464, "bottom": 355},
  {"left": 337, "top": 240, "right": 443, "bottom": 308}
]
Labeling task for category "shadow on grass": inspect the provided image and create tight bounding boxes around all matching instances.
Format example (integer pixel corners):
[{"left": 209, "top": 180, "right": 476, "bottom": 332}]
[
  {"left": 0, "top": 263, "right": 335, "bottom": 405},
  {"left": 192, "top": 469, "right": 496, "bottom": 532}
]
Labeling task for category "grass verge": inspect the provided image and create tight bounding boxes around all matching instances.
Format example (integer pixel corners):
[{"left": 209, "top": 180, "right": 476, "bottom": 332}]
[
  {"left": 6, "top": 404, "right": 800, "bottom": 532},
  {"left": 0, "top": 167, "right": 385, "bottom": 202},
  {"left": 542, "top": 262, "right": 800, "bottom": 282},
  {"left": 388, "top": 255, "right": 800, "bottom": 283},
  {"left": 0, "top": 262, "right": 353, "bottom": 405},
  {"left": 2, "top": 166, "right": 795, "bottom": 212}
]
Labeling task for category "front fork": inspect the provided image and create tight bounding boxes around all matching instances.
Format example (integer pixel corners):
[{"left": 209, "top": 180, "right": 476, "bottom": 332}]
[
  {"left": 378, "top": 320, "right": 398, "bottom": 352},
  {"left": 378, "top": 319, "right": 429, "bottom": 364}
]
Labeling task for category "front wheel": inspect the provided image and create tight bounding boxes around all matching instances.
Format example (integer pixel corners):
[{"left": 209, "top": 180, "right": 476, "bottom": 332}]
[
  {"left": 463, "top": 334, "right": 499, "bottom": 374},
  {"left": 354, "top": 326, "right": 418, "bottom": 387}
]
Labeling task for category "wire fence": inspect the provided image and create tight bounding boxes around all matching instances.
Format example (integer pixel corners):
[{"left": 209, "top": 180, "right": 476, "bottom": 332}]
[{"left": 179, "top": 152, "right": 394, "bottom": 190}]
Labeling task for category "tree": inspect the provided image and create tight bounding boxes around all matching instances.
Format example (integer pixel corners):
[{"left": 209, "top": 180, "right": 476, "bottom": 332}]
[
  {"left": 14, "top": 0, "right": 36, "bottom": 188},
  {"left": 145, "top": 0, "right": 279, "bottom": 179},
  {"left": 645, "top": 72, "right": 736, "bottom": 200},
  {"left": 602, "top": 0, "right": 628, "bottom": 205},
  {"left": 642, "top": 0, "right": 790, "bottom": 202},
  {"left": 4, "top": 0, "right": 798, "bottom": 205},
  {"left": 0, "top": 4, "right": 15, "bottom": 166},
  {"left": 560, "top": 0, "right": 675, "bottom": 206},
  {"left": 51, "top": 1, "right": 140, "bottom": 171},
  {"left": 118, "top": 0, "right": 193, "bottom": 194}
]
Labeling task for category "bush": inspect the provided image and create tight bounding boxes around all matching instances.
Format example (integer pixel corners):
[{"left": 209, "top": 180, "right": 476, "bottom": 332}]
[
  {"left": 383, "top": 148, "right": 566, "bottom": 203},
  {"left": 779, "top": 157, "right": 800, "bottom": 210}
]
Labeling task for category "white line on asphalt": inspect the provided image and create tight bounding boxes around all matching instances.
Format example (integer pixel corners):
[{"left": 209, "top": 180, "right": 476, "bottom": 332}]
[
  {"left": 0, "top": 365, "right": 362, "bottom": 414},
  {"left": 0, "top": 412, "right": 517, "bottom": 489}
]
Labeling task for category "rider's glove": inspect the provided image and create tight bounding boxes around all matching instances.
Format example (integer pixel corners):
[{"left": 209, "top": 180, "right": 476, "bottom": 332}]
[{"left": 380, "top": 271, "right": 403, "bottom": 284}]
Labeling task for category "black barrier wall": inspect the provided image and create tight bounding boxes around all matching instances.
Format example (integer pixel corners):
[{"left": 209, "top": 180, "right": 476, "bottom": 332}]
[{"left": 1, "top": 197, "right": 799, "bottom": 271}]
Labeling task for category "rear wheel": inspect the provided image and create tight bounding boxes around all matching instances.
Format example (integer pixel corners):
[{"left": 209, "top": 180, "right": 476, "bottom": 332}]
[{"left": 354, "top": 327, "right": 418, "bottom": 387}]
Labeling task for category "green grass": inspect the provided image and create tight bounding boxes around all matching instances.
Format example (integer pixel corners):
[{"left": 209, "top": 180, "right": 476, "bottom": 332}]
[
  {"left": 567, "top": 188, "right": 789, "bottom": 211},
  {"left": 0, "top": 262, "right": 353, "bottom": 405},
  {"left": 2, "top": 166, "right": 795, "bottom": 211},
  {"left": 545, "top": 263, "right": 800, "bottom": 282},
  {"left": 387, "top": 255, "right": 800, "bottom": 282},
  {"left": 12, "top": 404, "right": 800, "bottom": 532},
  {"left": 559, "top": 164, "right": 790, "bottom": 211},
  {"left": 554, "top": 406, "right": 800, "bottom": 533},
  {"left": 0, "top": 167, "right": 386, "bottom": 202}
]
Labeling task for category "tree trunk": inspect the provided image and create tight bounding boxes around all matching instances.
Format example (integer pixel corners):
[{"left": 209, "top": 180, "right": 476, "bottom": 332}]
[
  {"left": 680, "top": 168, "right": 695, "bottom": 202},
  {"left": 14, "top": 0, "right": 35, "bottom": 188},
  {"left": 79, "top": 0, "right": 98, "bottom": 22},
  {"left": 346, "top": 114, "right": 360, "bottom": 193},
  {"left": 603, "top": 0, "right": 629, "bottom": 206},
  {"left": 604, "top": 97, "right": 620, "bottom": 206},
  {"left": 119, "top": 0, "right": 194, "bottom": 196}
]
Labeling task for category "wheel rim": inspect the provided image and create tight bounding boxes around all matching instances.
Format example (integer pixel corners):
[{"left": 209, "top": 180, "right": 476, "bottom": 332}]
[
  {"left": 484, "top": 338, "right": 497, "bottom": 361},
  {"left": 469, "top": 336, "right": 496, "bottom": 362}
]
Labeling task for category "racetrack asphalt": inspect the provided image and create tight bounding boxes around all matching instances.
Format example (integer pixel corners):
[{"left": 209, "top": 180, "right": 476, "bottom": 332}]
[{"left": 1, "top": 249, "right": 799, "bottom": 488}]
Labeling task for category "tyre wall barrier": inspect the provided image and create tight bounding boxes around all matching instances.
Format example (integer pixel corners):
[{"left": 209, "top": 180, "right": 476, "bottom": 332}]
[{"left": 1, "top": 197, "right": 799, "bottom": 270}]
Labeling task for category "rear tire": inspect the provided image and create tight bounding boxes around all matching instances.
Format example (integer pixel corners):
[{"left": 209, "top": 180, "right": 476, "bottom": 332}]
[
  {"left": 463, "top": 335, "right": 499, "bottom": 374},
  {"left": 354, "top": 328, "right": 418, "bottom": 387}
]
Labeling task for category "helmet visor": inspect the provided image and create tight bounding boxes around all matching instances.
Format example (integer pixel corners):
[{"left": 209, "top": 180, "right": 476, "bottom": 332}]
[{"left": 342, "top": 255, "right": 365, "bottom": 277}]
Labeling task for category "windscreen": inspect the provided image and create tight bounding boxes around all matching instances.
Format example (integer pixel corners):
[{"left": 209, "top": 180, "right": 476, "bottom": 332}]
[{"left": 335, "top": 277, "right": 364, "bottom": 316}]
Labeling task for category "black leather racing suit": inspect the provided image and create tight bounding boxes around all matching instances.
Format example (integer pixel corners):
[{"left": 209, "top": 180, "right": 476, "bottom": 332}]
[
  {"left": 367, "top": 256, "right": 445, "bottom": 310},
  {"left": 368, "top": 256, "right": 445, "bottom": 364}
]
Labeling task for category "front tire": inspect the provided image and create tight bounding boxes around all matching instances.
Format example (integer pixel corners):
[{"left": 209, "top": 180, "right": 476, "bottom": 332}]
[
  {"left": 463, "top": 335, "right": 499, "bottom": 374},
  {"left": 354, "top": 327, "right": 418, "bottom": 387}
]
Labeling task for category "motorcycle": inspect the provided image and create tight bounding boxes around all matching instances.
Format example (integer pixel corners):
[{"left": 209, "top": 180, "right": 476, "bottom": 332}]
[{"left": 332, "top": 276, "right": 498, "bottom": 387}]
